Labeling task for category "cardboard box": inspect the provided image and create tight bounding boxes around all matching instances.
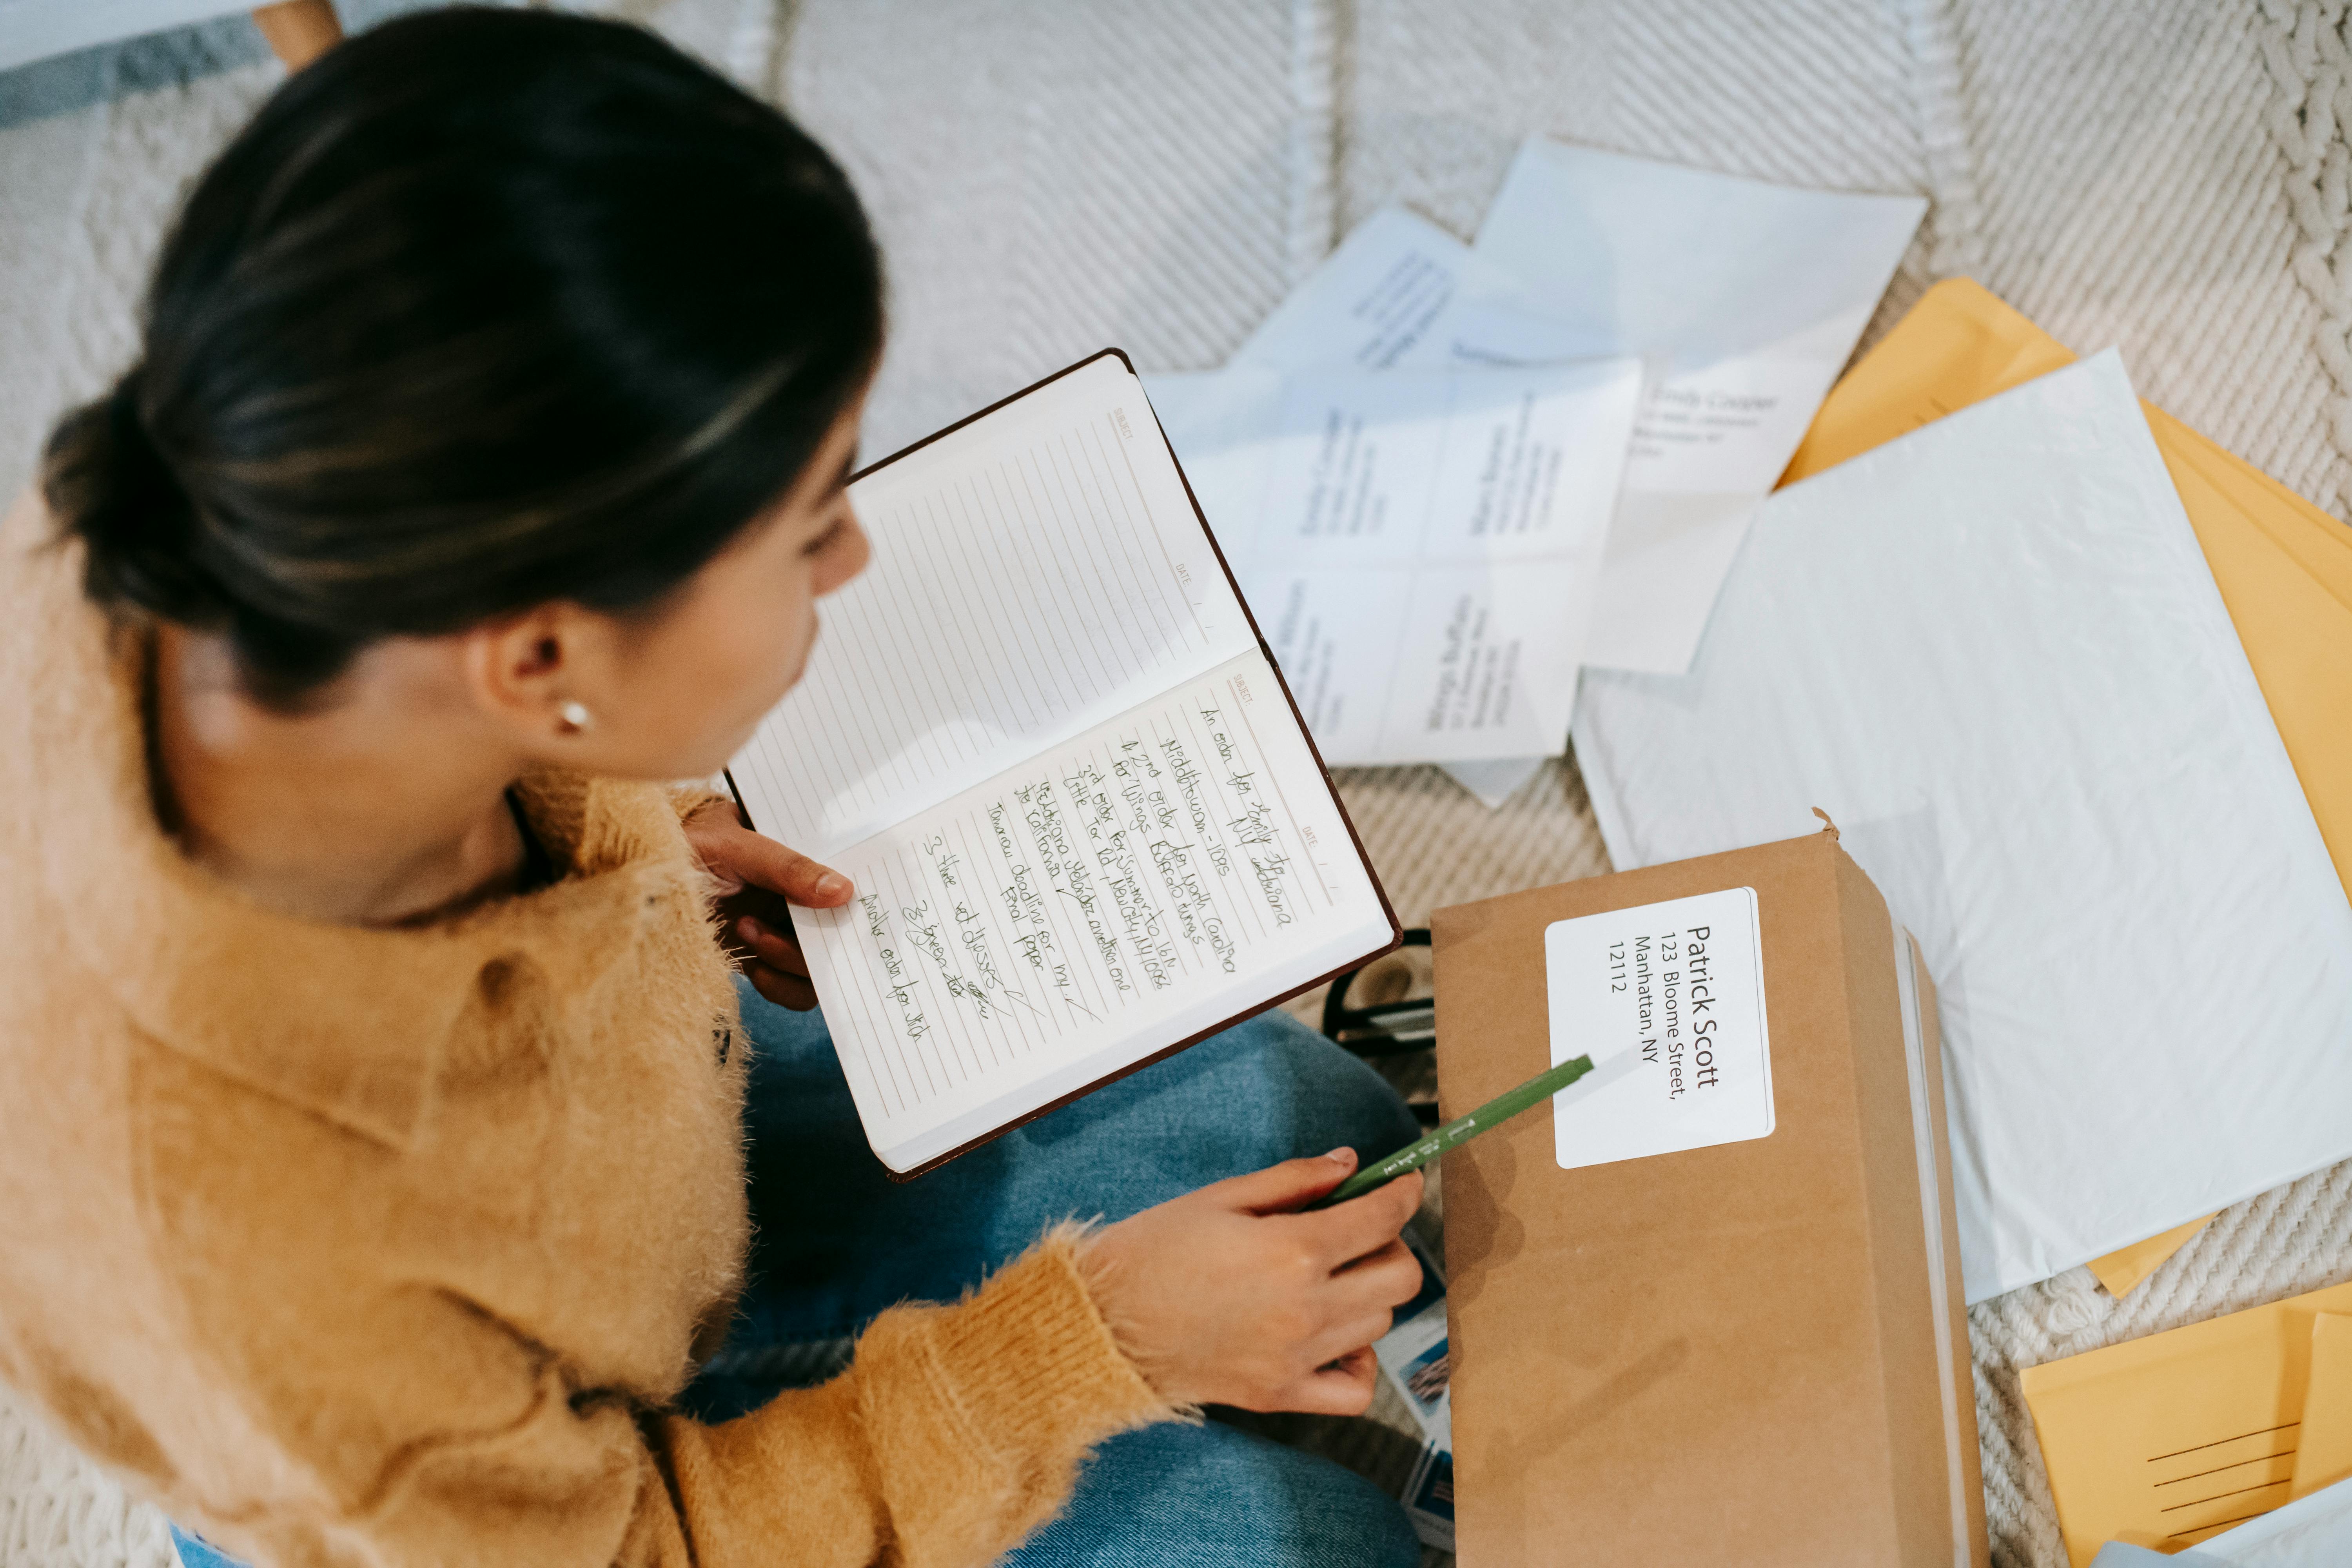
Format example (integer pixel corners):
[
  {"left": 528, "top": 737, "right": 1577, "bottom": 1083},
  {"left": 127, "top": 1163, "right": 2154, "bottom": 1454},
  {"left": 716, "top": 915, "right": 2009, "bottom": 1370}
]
[{"left": 1434, "top": 827, "right": 1988, "bottom": 1566}]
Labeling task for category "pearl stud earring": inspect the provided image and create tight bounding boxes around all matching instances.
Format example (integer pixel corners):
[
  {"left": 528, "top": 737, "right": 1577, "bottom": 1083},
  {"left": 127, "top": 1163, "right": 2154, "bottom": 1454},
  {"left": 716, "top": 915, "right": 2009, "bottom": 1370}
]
[{"left": 558, "top": 700, "right": 594, "bottom": 733}]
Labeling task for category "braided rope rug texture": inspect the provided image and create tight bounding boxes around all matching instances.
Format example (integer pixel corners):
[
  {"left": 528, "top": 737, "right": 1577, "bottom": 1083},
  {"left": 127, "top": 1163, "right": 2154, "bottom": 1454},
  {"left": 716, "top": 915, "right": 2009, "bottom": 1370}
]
[{"left": 6, "top": 3, "right": 2352, "bottom": 1565}]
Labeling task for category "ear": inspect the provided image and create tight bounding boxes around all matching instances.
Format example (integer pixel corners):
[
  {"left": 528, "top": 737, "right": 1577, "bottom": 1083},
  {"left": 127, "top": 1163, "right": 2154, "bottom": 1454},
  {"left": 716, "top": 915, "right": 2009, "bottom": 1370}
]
[{"left": 459, "top": 605, "right": 589, "bottom": 741}]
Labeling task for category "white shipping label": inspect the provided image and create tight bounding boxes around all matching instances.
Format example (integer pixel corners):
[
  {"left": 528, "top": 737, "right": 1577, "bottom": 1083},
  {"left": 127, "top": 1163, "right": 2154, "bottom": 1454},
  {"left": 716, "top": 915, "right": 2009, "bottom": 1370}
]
[{"left": 1543, "top": 887, "right": 1774, "bottom": 1170}]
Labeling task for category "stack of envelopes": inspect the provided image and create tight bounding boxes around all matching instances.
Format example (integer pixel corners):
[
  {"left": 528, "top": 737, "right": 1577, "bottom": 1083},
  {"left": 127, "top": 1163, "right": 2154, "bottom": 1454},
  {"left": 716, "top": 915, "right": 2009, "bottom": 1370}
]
[
  {"left": 1789, "top": 279, "right": 2352, "bottom": 1559},
  {"left": 2022, "top": 1281, "right": 2352, "bottom": 1561},
  {"left": 1571, "top": 288, "right": 2352, "bottom": 1306},
  {"left": 1778, "top": 278, "right": 2352, "bottom": 1295}
]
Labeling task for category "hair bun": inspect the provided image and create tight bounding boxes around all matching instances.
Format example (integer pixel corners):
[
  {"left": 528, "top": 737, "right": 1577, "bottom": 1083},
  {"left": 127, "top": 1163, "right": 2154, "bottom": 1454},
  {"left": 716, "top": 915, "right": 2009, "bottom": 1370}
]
[
  {"left": 42, "top": 370, "right": 225, "bottom": 624},
  {"left": 40, "top": 10, "right": 881, "bottom": 709}
]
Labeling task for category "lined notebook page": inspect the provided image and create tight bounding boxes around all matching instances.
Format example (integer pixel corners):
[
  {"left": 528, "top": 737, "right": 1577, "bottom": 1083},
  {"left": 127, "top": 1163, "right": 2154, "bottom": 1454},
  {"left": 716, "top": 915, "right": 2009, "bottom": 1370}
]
[
  {"left": 798, "top": 648, "right": 1392, "bottom": 1172},
  {"left": 731, "top": 355, "right": 1256, "bottom": 858}
]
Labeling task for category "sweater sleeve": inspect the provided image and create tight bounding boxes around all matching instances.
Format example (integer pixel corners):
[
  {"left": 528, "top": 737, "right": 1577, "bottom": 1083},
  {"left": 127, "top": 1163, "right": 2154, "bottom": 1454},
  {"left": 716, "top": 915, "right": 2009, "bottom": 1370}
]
[
  {"left": 660, "top": 1232, "right": 1178, "bottom": 1568},
  {"left": 323, "top": 1233, "right": 1176, "bottom": 1568}
]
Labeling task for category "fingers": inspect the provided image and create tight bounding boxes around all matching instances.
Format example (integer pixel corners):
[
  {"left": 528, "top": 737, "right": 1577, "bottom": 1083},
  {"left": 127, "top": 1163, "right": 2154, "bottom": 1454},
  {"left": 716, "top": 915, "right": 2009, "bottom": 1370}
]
[
  {"left": 1331, "top": 1236, "right": 1423, "bottom": 1299},
  {"left": 1305, "top": 1307, "right": 1400, "bottom": 1374},
  {"left": 724, "top": 913, "right": 818, "bottom": 1007},
  {"left": 1292, "top": 1238, "right": 1419, "bottom": 1371},
  {"left": 680, "top": 799, "right": 751, "bottom": 894},
  {"left": 1303, "top": 1169, "right": 1424, "bottom": 1265},
  {"left": 746, "top": 961, "right": 818, "bottom": 1011},
  {"left": 735, "top": 917, "right": 809, "bottom": 979},
  {"left": 1212, "top": 1149, "right": 1358, "bottom": 1215},
  {"left": 1287, "top": 1348, "right": 1379, "bottom": 1416},
  {"left": 711, "top": 821, "right": 854, "bottom": 908}
]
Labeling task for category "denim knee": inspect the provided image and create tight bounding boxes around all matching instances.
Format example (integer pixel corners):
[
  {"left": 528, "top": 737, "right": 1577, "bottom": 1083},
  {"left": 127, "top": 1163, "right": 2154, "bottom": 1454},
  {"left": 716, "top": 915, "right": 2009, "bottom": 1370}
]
[
  {"left": 1207, "top": 1008, "right": 1422, "bottom": 1169},
  {"left": 1007, "top": 1421, "right": 1422, "bottom": 1568}
]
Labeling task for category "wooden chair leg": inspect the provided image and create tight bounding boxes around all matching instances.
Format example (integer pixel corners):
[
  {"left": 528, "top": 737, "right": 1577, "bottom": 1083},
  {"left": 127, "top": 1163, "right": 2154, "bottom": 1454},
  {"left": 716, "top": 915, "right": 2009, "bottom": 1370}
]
[{"left": 252, "top": 1, "right": 343, "bottom": 71}]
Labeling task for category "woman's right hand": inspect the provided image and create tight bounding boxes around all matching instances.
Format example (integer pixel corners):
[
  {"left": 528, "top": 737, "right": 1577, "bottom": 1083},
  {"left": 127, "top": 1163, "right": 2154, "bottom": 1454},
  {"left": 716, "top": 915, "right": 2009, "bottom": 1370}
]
[{"left": 1081, "top": 1149, "right": 1425, "bottom": 1414}]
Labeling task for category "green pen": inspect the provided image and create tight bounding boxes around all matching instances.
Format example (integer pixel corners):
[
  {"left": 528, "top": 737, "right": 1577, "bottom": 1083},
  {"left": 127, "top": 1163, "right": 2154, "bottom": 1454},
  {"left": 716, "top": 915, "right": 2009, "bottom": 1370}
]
[{"left": 1307, "top": 1054, "right": 1597, "bottom": 1210}]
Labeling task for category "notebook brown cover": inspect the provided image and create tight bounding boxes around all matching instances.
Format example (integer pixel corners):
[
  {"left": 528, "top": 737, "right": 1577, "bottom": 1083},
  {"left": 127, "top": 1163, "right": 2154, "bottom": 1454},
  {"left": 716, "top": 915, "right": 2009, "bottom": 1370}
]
[
  {"left": 1433, "top": 827, "right": 1988, "bottom": 1566},
  {"left": 725, "top": 350, "right": 1399, "bottom": 1177}
]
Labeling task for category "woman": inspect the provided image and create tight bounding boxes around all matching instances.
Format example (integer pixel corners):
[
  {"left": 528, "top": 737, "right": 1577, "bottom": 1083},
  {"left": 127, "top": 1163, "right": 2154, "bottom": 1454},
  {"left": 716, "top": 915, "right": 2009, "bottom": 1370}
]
[{"left": 0, "top": 10, "right": 1428, "bottom": 1567}]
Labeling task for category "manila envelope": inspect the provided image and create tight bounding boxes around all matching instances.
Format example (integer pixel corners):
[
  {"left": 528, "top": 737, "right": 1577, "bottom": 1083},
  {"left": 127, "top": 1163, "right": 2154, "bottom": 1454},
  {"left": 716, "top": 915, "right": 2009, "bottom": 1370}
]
[
  {"left": 1779, "top": 278, "right": 2352, "bottom": 1295},
  {"left": 2022, "top": 1284, "right": 2352, "bottom": 1563},
  {"left": 2292, "top": 1313, "right": 2352, "bottom": 1501}
]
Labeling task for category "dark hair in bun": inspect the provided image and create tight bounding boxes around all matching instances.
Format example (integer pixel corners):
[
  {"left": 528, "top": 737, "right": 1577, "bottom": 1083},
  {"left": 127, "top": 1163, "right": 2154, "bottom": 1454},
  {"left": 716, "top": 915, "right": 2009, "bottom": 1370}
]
[
  {"left": 46, "top": 369, "right": 355, "bottom": 696},
  {"left": 41, "top": 6, "right": 883, "bottom": 709}
]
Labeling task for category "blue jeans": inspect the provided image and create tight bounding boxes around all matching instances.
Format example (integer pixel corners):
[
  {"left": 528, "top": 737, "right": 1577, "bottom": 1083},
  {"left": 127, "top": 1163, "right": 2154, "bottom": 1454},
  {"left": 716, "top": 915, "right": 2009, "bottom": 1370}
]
[{"left": 177, "top": 986, "right": 1421, "bottom": 1568}]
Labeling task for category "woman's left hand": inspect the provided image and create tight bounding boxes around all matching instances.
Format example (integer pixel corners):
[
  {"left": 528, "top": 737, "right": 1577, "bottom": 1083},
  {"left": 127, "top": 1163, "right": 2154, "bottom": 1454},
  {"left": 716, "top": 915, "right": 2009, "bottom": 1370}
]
[{"left": 682, "top": 799, "right": 856, "bottom": 1010}]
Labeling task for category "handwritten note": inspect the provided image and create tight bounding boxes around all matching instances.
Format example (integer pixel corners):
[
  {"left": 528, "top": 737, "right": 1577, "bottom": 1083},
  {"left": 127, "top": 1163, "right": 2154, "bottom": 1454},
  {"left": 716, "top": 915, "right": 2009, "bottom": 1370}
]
[
  {"left": 798, "top": 650, "right": 1383, "bottom": 1169},
  {"left": 729, "top": 354, "right": 1394, "bottom": 1172}
]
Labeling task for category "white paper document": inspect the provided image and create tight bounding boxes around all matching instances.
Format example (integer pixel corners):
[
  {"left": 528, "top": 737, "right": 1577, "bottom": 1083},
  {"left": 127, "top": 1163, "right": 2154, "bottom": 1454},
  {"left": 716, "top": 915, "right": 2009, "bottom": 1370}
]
[
  {"left": 1441, "top": 755, "right": 1552, "bottom": 808},
  {"left": 1543, "top": 887, "right": 1774, "bottom": 1169},
  {"left": 1474, "top": 141, "right": 1926, "bottom": 676},
  {"left": 1571, "top": 352, "right": 2352, "bottom": 1302},
  {"left": 1149, "top": 359, "right": 1641, "bottom": 765},
  {"left": 1232, "top": 205, "right": 1596, "bottom": 373},
  {"left": 1223, "top": 152, "right": 1921, "bottom": 799}
]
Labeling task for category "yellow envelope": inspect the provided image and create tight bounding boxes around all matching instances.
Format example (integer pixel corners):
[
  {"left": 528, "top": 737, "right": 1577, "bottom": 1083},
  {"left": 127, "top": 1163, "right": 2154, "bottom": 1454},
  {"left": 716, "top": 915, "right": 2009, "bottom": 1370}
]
[
  {"left": 1782, "top": 279, "right": 2073, "bottom": 475},
  {"left": 1783, "top": 278, "right": 2352, "bottom": 893},
  {"left": 2292, "top": 1313, "right": 2352, "bottom": 1500},
  {"left": 2019, "top": 1279, "right": 2352, "bottom": 1563},
  {"left": 1780, "top": 278, "right": 2352, "bottom": 1295},
  {"left": 2085, "top": 1215, "right": 2220, "bottom": 1300}
]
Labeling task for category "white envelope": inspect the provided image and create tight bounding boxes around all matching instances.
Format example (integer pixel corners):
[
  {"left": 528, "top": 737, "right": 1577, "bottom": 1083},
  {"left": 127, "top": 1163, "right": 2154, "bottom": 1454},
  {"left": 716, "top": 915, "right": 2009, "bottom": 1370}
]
[{"left": 1571, "top": 352, "right": 2352, "bottom": 1302}]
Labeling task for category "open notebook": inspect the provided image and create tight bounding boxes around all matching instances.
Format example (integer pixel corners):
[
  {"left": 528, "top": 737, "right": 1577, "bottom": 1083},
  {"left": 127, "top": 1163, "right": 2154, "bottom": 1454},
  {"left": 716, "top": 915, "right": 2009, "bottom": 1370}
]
[{"left": 726, "top": 351, "right": 1399, "bottom": 1175}]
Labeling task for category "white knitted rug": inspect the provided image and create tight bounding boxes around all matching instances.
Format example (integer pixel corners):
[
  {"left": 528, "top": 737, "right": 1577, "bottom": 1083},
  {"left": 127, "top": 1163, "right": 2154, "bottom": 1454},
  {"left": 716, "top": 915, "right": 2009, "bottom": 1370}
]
[{"left": 7, "top": 2, "right": 2352, "bottom": 1565}]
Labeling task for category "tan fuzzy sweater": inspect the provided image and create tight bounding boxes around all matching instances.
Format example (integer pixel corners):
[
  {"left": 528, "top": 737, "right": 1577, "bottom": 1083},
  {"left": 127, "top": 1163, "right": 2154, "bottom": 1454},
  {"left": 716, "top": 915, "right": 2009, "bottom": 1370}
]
[{"left": 0, "top": 496, "right": 1175, "bottom": 1568}]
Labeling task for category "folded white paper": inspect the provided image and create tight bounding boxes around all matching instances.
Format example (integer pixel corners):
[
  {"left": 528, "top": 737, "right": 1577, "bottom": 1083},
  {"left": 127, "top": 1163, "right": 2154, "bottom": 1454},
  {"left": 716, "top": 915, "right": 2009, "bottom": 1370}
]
[
  {"left": 1231, "top": 206, "right": 1591, "bottom": 374},
  {"left": 1441, "top": 754, "right": 1550, "bottom": 808},
  {"left": 2191, "top": 1472, "right": 2352, "bottom": 1565},
  {"left": 1475, "top": 141, "right": 1926, "bottom": 677},
  {"left": 2089, "top": 1546, "right": 2220, "bottom": 1566},
  {"left": 1222, "top": 154, "right": 1922, "bottom": 799},
  {"left": 1572, "top": 352, "right": 2352, "bottom": 1302},
  {"left": 1149, "top": 359, "right": 1641, "bottom": 765},
  {"left": 1219, "top": 207, "right": 1619, "bottom": 795}
]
